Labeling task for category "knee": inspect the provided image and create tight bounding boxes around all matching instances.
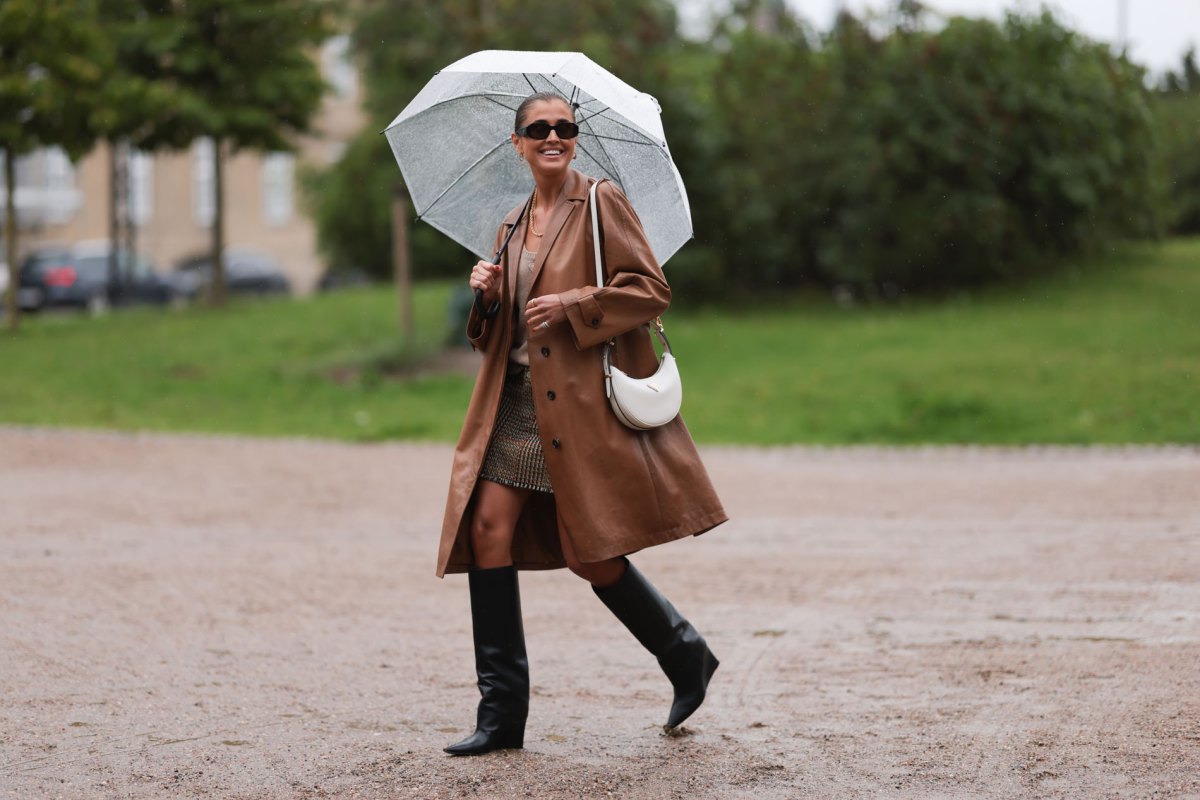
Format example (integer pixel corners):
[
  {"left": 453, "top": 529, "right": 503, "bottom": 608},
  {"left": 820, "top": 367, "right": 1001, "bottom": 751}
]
[
  {"left": 557, "top": 534, "right": 593, "bottom": 580},
  {"left": 567, "top": 556, "right": 626, "bottom": 587},
  {"left": 563, "top": 553, "right": 591, "bottom": 580},
  {"left": 470, "top": 510, "right": 513, "bottom": 554}
]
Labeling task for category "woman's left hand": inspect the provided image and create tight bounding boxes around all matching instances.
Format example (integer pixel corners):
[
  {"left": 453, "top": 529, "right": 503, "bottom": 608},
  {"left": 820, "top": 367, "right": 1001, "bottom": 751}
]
[{"left": 526, "top": 294, "right": 567, "bottom": 335}]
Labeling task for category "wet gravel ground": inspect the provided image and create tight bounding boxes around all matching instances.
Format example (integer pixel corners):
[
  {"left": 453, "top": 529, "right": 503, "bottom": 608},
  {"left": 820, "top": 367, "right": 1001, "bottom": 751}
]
[{"left": 1, "top": 428, "right": 1198, "bottom": 799}]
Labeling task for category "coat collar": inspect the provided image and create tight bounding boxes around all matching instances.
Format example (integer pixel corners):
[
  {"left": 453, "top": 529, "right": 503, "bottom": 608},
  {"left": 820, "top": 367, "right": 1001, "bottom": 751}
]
[
  {"left": 498, "top": 169, "right": 589, "bottom": 228},
  {"left": 504, "top": 169, "right": 592, "bottom": 301}
]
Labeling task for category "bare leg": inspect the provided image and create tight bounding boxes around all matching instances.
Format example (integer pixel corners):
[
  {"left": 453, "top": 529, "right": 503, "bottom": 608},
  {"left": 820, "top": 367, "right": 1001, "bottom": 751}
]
[
  {"left": 556, "top": 511, "right": 626, "bottom": 587},
  {"left": 470, "top": 479, "right": 530, "bottom": 568}
]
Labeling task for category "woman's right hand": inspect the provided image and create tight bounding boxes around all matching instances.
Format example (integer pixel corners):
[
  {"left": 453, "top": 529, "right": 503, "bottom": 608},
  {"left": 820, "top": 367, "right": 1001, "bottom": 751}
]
[{"left": 469, "top": 260, "right": 502, "bottom": 306}]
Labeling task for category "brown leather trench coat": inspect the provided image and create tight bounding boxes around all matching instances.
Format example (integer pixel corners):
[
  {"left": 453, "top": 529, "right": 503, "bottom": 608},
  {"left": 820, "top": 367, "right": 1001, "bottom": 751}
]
[{"left": 436, "top": 169, "right": 727, "bottom": 577}]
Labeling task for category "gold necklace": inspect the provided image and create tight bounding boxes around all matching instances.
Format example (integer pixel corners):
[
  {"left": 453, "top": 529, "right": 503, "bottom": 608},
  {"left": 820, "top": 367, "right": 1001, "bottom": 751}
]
[{"left": 528, "top": 188, "right": 543, "bottom": 237}]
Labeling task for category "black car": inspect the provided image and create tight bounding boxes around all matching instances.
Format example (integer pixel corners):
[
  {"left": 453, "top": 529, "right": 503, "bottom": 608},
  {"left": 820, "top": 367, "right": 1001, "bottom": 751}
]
[
  {"left": 17, "top": 243, "right": 189, "bottom": 314},
  {"left": 174, "top": 248, "right": 291, "bottom": 298}
]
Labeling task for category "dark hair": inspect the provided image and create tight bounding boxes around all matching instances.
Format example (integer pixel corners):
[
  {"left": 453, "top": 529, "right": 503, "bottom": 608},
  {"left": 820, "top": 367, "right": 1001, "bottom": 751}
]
[{"left": 514, "top": 92, "right": 574, "bottom": 132}]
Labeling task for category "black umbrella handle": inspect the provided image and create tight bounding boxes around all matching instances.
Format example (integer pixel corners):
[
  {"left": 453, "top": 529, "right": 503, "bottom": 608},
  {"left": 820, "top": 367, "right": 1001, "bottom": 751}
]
[{"left": 473, "top": 194, "right": 532, "bottom": 320}]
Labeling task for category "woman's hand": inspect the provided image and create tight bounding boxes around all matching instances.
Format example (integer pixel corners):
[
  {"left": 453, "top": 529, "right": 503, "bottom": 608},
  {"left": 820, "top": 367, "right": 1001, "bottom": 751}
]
[
  {"left": 469, "top": 260, "right": 502, "bottom": 306},
  {"left": 526, "top": 294, "right": 566, "bottom": 335}
]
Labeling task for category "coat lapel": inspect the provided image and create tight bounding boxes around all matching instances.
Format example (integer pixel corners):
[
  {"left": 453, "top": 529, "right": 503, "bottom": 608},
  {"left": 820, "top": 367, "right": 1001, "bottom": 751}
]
[{"left": 529, "top": 171, "right": 590, "bottom": 291}]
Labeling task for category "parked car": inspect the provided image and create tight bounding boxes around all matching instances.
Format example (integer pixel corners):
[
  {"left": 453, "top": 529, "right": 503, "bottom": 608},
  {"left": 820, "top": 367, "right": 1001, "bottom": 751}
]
[
  {"left": 17, "top": 242, "right": 190, "bottom": 314},
  {"left": 174, "top": 248, "right": 291, "bottom": 298}
]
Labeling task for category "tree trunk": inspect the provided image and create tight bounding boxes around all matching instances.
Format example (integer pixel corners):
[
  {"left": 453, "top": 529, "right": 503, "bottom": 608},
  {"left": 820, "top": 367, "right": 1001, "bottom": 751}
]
[
  {"left": 108, "top": 140, "right": 120, "bottom": 297},
  {"left": 5, "top": 149, "right": 21, "bottom": 332},
  {"left": 392, "top": 182, "right": 413, "bottom": 340},
  {"left": 210, "top": 139, "right": 226, "bottom": 307}
]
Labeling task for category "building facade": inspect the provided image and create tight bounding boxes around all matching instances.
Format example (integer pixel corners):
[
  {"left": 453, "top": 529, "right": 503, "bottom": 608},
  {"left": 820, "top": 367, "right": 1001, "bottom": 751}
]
[{"left": 1, "top": 35, "right": 365, "bottom": 296}]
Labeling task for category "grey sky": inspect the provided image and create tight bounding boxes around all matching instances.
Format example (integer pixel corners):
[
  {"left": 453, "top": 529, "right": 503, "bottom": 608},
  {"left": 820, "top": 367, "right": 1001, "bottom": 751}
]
[{"left": 679, "top": 0, "right": 1199, "bottom": 74}]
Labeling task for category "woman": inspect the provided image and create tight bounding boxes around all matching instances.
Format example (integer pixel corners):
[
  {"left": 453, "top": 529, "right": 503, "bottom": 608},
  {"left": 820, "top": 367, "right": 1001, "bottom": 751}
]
[{"left": 438, "top": 91, "right": 728, "bottom": 756}]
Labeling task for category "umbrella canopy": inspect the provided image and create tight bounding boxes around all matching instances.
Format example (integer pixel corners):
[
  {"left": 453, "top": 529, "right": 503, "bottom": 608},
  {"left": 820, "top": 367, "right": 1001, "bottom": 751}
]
[{"left": 383, "top": 50, "right": 692, "bottom": 266}]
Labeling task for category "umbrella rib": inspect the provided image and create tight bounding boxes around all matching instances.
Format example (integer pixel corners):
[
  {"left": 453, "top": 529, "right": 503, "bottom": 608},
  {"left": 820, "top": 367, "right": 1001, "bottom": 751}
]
[
  {"left": 577, "top": 107, "right": 663, "bottom": 145},
  {"left": 481, "top": 95, "right": 522, "bottom": 116},
  {"left": 579, "top": 132, "right": 662, "bottom": 146},
  {"left": 418, "top": 139, "right": 511, "bottom": 219},
  {"left": 578, "top": 112, "right": 626, "bottom": 188},
  {"left": 384, "top": 92, "right": 525, "bottom": 131},
  {"left": 574, "top": 140, "right": 619, "bottom": 185}
]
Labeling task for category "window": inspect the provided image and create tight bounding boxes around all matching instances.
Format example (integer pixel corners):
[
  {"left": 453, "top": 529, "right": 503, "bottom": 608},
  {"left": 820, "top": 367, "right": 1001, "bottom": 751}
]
[
  {"left": 322, "top": 35, "right": 357, "bottom": 99},
  {"left": 0, "top": 148, "right": 80, "bottom": 225},
  {"left": 193, "top": 138, "right": 214, "bottom": 227},
  {"left": 43, "top": 148, "right": 78, "bottom": 224},
  {"left": 262, "top": 152, "right": 294, "bottom": 227},
  {"left": 130, "top": 149, "right": 154, "bottom": 226}
]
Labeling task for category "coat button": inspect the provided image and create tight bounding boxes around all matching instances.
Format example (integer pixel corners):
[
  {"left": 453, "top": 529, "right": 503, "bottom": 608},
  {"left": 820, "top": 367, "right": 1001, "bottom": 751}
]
[
  {"left": 540, "top": 346, "right": 550, "bottom": 357},
  {"left": 590, "top": 318, "right": 600, "bottom": 327},
  {"left": 547, "top": 390, "right": 556, "bottom": 400},
  {"left": 551, "top": 438, "right": 561, "bottom": 449}
]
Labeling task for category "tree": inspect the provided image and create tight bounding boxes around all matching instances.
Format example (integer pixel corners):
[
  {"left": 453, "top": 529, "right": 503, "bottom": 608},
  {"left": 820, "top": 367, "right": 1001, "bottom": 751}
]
[
  {"left": 0, "top": 0, "right": 111, "bottom": 330},
  {"left": 129, "top": 0, "right": 338, "bottom": 305}
]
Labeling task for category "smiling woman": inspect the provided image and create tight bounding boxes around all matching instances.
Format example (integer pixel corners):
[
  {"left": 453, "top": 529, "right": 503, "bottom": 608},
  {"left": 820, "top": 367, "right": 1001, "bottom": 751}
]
[{"left": 439, "top": 90, "right": 728, "bottom": 756}]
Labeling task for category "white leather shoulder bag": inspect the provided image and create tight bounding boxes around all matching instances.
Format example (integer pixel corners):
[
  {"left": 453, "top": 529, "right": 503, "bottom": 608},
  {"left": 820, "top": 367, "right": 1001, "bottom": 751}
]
[{"left": 589, "top": 179, "right": 683, "bottom": 431}]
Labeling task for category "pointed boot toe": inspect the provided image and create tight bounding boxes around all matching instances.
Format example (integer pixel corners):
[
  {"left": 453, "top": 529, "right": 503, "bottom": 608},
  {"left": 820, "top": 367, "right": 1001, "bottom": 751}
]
[
  {"left": 444, "top": 725, "right": 525, "bottom": 756},
  {"left": 665, "top": 647, "right": 719, "bottom": 729}
]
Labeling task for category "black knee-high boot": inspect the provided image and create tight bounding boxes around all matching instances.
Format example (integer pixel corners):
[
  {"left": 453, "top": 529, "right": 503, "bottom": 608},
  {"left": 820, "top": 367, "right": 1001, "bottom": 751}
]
[
  {"left": 593, "top": 559, "right": 719, "bottom": 729},
  {"left": 444, "top": 565, "right": 529, "bottom": 755}
]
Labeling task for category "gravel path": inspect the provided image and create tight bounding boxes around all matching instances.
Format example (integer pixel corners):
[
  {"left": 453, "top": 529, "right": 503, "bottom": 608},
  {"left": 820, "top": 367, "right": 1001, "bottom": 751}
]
[{"left": 1, "top": 429, "right": 1198, "bottom": 799}]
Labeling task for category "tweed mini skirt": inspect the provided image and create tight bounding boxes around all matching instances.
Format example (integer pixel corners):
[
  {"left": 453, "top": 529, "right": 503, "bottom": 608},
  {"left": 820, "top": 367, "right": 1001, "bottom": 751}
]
[{"left": 479, "top": 366, "right": 554, "bottom": 493}]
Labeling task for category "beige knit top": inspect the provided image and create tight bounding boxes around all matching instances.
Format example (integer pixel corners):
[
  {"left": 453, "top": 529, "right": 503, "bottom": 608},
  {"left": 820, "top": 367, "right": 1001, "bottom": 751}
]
[{"left": 509, "top": 246, "right": 537, "bottom": 366}]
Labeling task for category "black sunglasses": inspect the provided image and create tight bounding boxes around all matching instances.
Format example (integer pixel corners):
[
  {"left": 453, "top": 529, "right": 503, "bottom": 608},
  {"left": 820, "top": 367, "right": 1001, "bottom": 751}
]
[{"left": 516, "top": 119, "right": 580, "bottom": 140}]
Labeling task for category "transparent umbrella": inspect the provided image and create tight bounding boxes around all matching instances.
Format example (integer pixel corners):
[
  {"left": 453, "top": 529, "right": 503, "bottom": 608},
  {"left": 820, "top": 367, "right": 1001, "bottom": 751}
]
[{"left": 383, "top": 50, "right": 692, "bottom": 267}]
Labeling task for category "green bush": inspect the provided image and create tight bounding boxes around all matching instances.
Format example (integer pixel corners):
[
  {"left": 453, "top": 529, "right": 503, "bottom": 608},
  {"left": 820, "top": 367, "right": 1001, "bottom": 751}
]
[{"left": 710, "top": 10, "right": 1164, "bottom": 293}]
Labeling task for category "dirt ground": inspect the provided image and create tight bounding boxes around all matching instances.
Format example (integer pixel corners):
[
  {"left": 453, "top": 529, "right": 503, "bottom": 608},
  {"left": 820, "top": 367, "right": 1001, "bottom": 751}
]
[{"left": 1, "top": 428, "right": 1198, "bottom": 799}]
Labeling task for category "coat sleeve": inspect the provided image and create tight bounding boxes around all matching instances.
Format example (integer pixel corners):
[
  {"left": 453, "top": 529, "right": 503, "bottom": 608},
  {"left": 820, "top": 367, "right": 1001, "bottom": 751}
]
[
  {"left": 466, "top": 300, "right": 493, "bottom": 351},
  {"left": 465, "top": 222, "right": 510, "bottom": 351},
  {"left": 558, "top": 181, "right": 671, "bottom": 351}
]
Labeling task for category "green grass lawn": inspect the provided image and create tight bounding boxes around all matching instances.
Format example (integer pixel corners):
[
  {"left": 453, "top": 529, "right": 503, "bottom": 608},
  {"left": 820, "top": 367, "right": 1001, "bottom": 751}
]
[{"left": 2, "top": 237, "right": 1198, "bottom": 444}]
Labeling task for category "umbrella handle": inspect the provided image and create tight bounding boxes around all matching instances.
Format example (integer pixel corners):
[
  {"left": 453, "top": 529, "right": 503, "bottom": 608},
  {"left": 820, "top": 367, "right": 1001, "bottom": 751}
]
[{"left": 473, "top": 198, "right": 530, "bottom": 320}]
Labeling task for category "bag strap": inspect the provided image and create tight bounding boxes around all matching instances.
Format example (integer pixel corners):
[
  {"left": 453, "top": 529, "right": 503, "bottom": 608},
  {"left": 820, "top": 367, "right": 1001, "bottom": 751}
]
[
  {"left": 590, "top": 179, "right": 674, "bottom": 399},
  {"left": 589, "top": 178, "right": 607, "bottom": 289}
]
